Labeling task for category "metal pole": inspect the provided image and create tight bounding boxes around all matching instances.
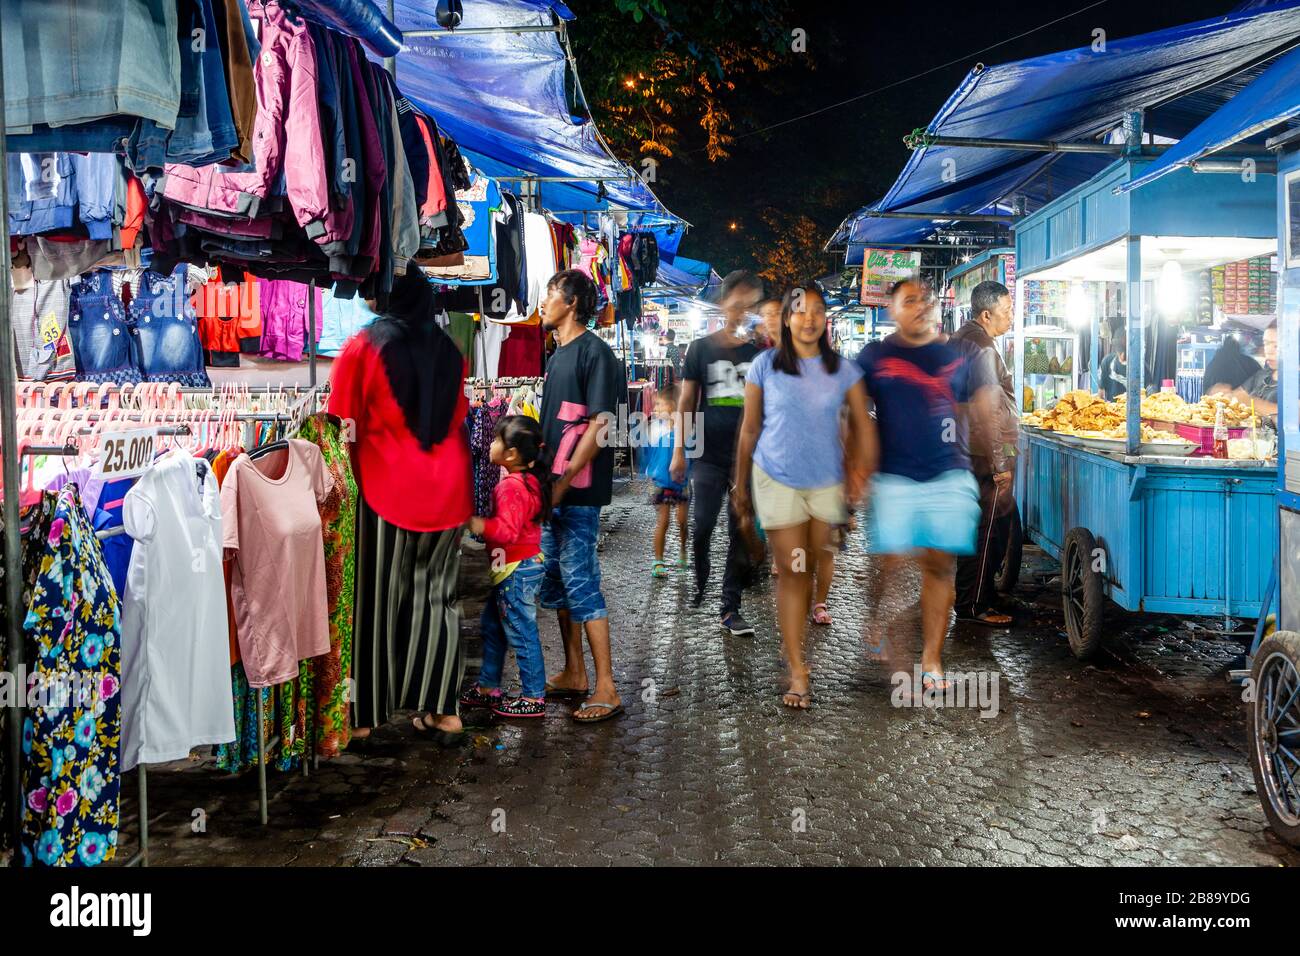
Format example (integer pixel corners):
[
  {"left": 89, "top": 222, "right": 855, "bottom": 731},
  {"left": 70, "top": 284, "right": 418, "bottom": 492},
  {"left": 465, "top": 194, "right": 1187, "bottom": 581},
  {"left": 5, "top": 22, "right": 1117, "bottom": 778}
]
[
  {"left": 256, "top": 690, "right": 268, "bottom": 825},
  {"left": 383, "top": 0, "right": 396, "bottom": 78},
  {"left": 0, "top": 10, "right": 28, "bottom": 859},
  {"left": 1192, "top": 159, "right": 1279, "bottom": 175},
  {"left": 861, "top": 211, "right": 1018, "bottom": 223},
  {"left": 403, "top": 24, "right": 563, "bottom": 37},
  {"left": 137, "top": 765, "right": 148, "bottom": 866},
  {"left": 308, "top": 279, "right": 317, "bottom": 389},
  {"left": 904, "top": 134, "right": 1130, "bottom": 155},
  {"left": 1125, "top": 236, "right": 1143, "bottom": 456}
]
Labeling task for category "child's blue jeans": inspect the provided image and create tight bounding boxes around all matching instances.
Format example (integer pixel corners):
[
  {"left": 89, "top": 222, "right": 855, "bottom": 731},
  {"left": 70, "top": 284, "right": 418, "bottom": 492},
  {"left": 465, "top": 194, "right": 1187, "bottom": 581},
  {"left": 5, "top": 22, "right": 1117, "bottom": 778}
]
[{"left": 478, "top": 555, "right": 546, "bottom": 699}]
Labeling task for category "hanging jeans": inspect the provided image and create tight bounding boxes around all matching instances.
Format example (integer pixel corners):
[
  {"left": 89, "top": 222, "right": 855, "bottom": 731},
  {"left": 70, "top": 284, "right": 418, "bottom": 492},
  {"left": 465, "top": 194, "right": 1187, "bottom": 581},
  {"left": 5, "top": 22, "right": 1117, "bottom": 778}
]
[
  {"left": 68, "top": 272, "right": 142, "bottom": 385},
  {"left": 130, "top": 267, "right": 210, "bottom": 386}
]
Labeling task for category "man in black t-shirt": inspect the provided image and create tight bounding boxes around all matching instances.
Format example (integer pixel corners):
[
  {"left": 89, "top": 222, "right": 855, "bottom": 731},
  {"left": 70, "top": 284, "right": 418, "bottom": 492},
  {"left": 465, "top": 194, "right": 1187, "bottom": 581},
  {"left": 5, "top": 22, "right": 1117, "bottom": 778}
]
[
  {"left": 671, "top": 270, "right": 763, "bottom": 636},
  {"left": 538, "top": 270, "right": 627, "bottom": 723}
]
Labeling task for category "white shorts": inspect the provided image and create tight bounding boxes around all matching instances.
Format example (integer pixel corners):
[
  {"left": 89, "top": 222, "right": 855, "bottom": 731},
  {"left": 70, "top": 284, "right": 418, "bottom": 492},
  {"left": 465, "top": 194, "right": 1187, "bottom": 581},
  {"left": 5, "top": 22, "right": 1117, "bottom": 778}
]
[{"left": 752, "top": 462, "right": 847, "bottom": 530}]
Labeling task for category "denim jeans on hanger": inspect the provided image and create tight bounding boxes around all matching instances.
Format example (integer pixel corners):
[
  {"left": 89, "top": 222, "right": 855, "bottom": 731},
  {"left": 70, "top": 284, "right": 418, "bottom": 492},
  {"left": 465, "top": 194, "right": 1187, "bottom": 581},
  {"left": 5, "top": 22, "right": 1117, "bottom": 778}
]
[
  {"left": 165, "top": 0, "right": 239, "bottom": 165},
  {"left": 68, "top": 272, "right": 143, "bottom": 385}
]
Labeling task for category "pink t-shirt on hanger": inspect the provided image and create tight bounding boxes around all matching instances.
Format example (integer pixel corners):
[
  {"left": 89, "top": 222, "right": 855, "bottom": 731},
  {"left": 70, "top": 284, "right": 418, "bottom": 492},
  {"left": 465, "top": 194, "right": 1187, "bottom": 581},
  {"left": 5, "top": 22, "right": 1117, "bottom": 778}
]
[{"left": 221, "top": 438, "right": 331, "bottom": 688}]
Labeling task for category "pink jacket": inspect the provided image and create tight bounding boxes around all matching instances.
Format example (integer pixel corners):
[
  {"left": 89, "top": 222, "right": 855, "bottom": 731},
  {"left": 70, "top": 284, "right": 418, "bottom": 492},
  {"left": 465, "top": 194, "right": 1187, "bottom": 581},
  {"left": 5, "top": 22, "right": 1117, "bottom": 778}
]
[{"left": 161, "top": 3, "right": 345, "bottom": 250}]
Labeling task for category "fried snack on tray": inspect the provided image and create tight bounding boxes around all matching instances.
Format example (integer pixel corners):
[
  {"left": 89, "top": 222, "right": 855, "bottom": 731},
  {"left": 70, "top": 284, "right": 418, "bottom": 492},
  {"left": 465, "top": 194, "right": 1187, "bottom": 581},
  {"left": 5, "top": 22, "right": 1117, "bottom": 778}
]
[
  {"left": 1138, "top": 391, "right": 1191, "bottom": 423},
  {"left": 1187, "top": 392, "right": 1260, "bottom": 428}
]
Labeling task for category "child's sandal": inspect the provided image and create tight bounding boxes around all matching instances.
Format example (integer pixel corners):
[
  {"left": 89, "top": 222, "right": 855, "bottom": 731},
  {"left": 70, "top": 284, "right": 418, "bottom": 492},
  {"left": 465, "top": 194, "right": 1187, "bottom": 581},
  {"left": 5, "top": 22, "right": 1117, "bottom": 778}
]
[{"left": 492, "top": 696, "right": 547, "bottom": 719}]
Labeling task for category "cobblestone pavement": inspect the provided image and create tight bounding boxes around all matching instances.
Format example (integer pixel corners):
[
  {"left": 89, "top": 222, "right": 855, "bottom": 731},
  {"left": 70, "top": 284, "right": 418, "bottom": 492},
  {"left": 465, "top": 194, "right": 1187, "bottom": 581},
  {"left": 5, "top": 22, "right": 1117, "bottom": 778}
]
[{"left": 127, "top": 482, "right": 1298, "bottom": 866}]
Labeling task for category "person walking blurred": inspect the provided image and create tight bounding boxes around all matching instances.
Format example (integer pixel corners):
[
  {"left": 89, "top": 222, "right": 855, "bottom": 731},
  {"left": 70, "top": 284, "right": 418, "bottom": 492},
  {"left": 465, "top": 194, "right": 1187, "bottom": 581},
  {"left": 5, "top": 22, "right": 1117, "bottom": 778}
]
[
  {"left": 734, "top": 285, "right": 871, "bottom": 708},
  {"left": 856, "top": 279, "right": 981, "bottom": 693},
  {"left": 672, "top": 270, "right": 764, "bottom": 637}
]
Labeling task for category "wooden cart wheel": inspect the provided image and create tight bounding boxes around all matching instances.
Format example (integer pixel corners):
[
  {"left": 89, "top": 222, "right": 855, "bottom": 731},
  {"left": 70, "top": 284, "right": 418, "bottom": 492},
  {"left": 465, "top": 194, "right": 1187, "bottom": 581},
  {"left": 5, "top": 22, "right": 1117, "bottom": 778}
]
[
  {"left": 995, "top": 506, "right": 1023, "bottom": 594},
  {"left": 1249, "top": 631, "right": 1300, "bottom": 847},
  {"left": 1061, "top": 527, "right": 1104, "bottom": 659}
]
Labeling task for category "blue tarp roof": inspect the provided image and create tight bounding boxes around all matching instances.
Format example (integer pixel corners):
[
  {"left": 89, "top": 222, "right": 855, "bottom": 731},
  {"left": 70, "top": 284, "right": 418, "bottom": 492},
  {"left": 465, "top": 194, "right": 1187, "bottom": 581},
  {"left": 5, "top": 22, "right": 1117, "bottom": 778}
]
[
  {"left": 298, "top": 0, "right": 402, "bottom": 57},
  {"left": 1121, "top": 44, "right": 1300, "bottom": 191},
  {"left": 384, "top": 0, "right": 677, "bottom": 218},
  {"left": 832, "top": 1, "right": 1300, "bottom": 255}
]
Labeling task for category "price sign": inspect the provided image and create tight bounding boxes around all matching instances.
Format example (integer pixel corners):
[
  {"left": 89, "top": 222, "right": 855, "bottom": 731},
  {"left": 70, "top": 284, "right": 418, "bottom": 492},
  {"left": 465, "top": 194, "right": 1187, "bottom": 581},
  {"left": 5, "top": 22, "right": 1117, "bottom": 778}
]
[{"left": 95, "top": 426, "right": 158, "bottom": 480}]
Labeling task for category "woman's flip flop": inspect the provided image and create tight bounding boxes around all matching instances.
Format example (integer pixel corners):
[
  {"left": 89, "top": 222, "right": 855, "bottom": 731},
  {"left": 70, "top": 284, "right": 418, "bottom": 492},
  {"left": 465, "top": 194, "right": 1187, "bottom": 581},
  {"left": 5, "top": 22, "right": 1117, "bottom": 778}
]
[{"left": 571, "top": 700, "right": 624, "bottom": 722}]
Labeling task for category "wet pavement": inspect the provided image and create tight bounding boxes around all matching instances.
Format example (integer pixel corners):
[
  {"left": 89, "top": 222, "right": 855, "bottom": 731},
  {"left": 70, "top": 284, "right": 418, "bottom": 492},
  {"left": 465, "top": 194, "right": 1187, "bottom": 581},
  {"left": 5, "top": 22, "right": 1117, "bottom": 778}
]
[{"left": 124, "top": 481, "right": 1298, "bottom": 866}]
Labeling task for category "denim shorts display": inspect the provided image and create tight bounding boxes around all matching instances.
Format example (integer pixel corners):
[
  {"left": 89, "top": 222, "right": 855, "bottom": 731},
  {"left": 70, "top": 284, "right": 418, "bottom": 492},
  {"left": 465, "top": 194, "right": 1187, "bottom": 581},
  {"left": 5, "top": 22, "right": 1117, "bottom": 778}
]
[
  {"left": 129, "top": 266, "right": 210, "bottom": 386},
  {"left": 477, "top": 556, "right": 546, "bottom": 699},
  {"left": 866, "top": 469, "right": 980, "bottom": 556},
  {"left": 68, "top": 271, "right": 143, "bottom": 385},
  {"left": 539, "top": 506, "right": 608, "bottom": 623}
]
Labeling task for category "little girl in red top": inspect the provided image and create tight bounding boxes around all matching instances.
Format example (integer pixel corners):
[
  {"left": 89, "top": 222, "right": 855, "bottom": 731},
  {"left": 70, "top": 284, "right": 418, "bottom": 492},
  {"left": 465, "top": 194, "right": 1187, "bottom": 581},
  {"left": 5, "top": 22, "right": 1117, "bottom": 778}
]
[{"left": 462, "top": 416, "right": 552, "bottom": 718}]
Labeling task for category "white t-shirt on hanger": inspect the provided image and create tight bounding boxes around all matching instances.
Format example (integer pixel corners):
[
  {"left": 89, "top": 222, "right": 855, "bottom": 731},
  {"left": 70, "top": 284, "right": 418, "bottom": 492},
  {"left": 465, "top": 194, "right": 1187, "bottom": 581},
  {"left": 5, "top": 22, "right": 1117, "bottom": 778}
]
[{"left": 120, "top": 448, "right": 235, "bottom": 771}]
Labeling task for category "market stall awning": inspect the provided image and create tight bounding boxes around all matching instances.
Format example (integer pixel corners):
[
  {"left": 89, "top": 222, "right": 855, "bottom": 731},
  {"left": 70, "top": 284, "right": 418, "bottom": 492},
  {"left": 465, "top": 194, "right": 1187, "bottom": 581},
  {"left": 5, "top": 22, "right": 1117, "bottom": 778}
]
[
  {"left": 830, "top": 0, "right": 1300, "bottom": 252},
  {"left": 385, "top": 0, "right": 677, "bottom": 218},
  {"left": 1120, "top": 44, "right": 1300, "bottom": 191},
  {"left": 877, "top": 1, "right": 1300, "bottom": 215}
]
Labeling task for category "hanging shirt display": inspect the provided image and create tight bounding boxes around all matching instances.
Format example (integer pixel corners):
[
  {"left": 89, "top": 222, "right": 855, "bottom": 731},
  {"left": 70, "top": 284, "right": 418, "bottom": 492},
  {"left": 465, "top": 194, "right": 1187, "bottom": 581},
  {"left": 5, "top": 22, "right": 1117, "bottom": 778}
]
[
  {"left": 422, "top": 167, "right": 502, "bottom": 285},
  {"left": 120, "top": 450, "right": 236, "bottom": 771},
  {"left": 317, "top": 287, "right": 378, "bottom": 355},
  {"left": 11, "top": 277, "right": 75, "bottom": 381},
  {"left": 221, "top": 439, "right": 332, "bottom": 688}
]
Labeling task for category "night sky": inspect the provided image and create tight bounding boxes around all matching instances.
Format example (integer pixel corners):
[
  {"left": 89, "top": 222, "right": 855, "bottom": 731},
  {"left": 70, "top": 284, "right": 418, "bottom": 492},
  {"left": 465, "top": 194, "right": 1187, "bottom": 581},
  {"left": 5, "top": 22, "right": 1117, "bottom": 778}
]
[{"left": 653, "top": 0, "right": 1238, "bottom": 273}]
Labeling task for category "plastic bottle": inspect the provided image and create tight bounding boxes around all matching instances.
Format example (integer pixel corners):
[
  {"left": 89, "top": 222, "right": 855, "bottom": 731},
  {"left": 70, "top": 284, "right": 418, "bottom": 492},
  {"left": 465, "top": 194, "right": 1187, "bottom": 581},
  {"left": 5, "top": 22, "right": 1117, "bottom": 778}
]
[{"left": 1212, "top": 404, "right": 1228, "bottom": 459}]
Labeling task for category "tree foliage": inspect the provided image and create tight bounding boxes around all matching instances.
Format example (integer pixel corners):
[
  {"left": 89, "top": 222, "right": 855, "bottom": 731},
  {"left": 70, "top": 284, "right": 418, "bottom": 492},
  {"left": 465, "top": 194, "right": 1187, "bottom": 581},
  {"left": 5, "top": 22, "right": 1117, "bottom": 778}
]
[{"left": 567, "top": 0, "right": 795, "bottom": 163}]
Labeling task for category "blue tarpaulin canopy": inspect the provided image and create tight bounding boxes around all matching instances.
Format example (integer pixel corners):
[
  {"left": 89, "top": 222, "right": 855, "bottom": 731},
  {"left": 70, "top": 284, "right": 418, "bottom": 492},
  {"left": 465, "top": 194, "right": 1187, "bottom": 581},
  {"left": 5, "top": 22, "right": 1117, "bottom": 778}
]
[
  {"left": 833, "top": 1, "right": 1300, "bottom": 256},
  {"left": 1121, "top": 44, "right": 1300, "bottom": 191},
  {"left": 297, "top": 0, "right": 402, "bottom": 57},
  {"left": 385, "top": 0, "right": 678, "bottom": 219}
]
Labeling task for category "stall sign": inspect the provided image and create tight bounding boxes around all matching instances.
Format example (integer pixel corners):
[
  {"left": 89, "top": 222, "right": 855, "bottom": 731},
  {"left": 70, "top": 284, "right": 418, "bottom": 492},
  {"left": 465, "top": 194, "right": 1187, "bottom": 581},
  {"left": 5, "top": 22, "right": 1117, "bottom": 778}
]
[{"left": 861, "top": 249, "right": 921, "bottom": 305}]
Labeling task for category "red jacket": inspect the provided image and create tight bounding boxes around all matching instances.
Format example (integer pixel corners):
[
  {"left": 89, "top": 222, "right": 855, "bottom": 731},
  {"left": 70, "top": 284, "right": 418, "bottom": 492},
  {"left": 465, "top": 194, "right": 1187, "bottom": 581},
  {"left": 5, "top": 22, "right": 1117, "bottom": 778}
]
[{"left": 481, "top": 472, "right": 542, "bottom": 563}]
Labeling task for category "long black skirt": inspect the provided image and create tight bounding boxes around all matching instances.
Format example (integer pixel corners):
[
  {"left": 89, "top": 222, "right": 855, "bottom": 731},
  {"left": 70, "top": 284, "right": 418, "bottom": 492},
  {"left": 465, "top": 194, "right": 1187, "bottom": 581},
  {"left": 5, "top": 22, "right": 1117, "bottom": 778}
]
[{"left": 352, "top": 500, "right": 464, "bottom": 728}]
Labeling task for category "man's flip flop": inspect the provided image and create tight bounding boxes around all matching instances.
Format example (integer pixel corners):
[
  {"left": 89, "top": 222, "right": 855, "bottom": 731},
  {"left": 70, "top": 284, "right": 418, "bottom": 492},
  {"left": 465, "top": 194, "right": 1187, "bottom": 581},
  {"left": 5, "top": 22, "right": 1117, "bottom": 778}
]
[
  {"left": 956, "top": 610, "right": 1013, "bottom": 627},
  {"left": 545, "top": 683, "right": 589, "bottom": 700},
  {"left": 571, "top": 700, "right": 624, "bottom": 722}
]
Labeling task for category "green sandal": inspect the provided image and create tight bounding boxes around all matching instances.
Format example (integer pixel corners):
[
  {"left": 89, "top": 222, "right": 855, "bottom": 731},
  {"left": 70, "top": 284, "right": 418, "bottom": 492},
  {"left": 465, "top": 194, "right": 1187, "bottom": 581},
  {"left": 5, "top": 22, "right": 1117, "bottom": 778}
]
[{"left": 652, "top": 560, "right": 668, "bottom": 578}]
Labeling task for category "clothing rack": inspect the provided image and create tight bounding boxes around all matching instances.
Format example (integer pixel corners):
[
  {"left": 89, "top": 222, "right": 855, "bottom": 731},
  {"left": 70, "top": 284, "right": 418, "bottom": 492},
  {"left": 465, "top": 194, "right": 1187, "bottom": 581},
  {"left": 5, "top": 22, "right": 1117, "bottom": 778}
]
[{"left": 9, "top": 400, "right": 321, "bottom": 865}]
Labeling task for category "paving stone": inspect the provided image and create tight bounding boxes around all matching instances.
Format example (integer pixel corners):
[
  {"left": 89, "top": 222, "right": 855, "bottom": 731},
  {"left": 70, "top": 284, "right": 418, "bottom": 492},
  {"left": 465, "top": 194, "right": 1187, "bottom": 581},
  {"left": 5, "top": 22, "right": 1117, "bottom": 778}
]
[{"left": 120, "top": 486, "right": 1299, "bottom": 866}]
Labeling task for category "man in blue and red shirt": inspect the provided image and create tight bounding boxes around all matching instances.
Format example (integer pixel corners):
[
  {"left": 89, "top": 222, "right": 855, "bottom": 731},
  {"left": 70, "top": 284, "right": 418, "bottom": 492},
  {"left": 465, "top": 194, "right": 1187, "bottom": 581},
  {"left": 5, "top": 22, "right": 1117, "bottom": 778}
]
[{"left": 855, "top": 278, "right": 982, "bottom": 693}]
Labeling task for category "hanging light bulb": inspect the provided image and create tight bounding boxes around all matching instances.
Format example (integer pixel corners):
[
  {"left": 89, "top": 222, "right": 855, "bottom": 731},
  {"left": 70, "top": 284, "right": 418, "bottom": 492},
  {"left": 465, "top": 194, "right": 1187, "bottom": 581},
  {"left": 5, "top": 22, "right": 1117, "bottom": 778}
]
[
  {"left": 1067, "top": 281, "right": 1089, "bottom": 329},
  {"left": 1158, "top": 260, "right": 1186, "bottom": 318}
]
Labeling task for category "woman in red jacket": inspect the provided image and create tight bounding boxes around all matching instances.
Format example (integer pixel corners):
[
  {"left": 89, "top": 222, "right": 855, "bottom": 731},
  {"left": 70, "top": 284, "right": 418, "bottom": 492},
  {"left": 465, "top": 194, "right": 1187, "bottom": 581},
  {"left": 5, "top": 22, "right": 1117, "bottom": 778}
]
[
  {"left": 460, "top": 416, "right": 552, "bottom": 718},
  {"left": 328, "top": 265, "right": 472, "bottom": 746}
]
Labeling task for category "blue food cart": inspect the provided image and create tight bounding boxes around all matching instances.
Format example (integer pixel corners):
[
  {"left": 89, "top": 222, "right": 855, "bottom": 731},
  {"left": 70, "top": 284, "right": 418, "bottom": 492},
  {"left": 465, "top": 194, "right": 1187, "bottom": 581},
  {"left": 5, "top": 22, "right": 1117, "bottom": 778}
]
[
  {"left": 1115, "top": 48, "right": 1300, "bottom": 846},
  {"left": 1012, "top": 142, "right": 1278, "bottom": 661}
]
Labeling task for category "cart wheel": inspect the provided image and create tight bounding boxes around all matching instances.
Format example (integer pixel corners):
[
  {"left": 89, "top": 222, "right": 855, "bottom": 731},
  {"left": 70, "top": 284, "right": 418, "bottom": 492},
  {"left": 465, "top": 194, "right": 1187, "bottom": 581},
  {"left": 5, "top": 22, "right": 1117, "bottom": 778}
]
[
  {"left": 995, "top": 506, "right": 1023, "bottom": 594},
  {"left": 1249, "top": 631, "right": 1300, "bottom": 847},
  {"left": 1061, "top": 527, "right": 1104, "bottom": 659}
]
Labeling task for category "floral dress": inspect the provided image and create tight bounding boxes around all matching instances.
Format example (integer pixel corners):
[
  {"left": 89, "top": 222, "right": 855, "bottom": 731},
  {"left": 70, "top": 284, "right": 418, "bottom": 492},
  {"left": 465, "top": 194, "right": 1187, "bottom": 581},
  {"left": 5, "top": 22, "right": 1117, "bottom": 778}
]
[
  {"left": 12, "top": 487, "right": 122, "bottom": 867},
  {"left": 271, "top": 414, "right": 357, "bottom": 768},
  {"left": 295, "top": 413, "right": 357, "bottom": 759}
]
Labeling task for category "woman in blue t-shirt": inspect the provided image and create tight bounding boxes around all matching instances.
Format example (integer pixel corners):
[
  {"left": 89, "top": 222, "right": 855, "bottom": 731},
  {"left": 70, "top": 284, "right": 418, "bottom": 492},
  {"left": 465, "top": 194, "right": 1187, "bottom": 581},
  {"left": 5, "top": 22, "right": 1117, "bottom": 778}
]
[{"left": 733, "top": 285, "right": 873, "bottom": 709}]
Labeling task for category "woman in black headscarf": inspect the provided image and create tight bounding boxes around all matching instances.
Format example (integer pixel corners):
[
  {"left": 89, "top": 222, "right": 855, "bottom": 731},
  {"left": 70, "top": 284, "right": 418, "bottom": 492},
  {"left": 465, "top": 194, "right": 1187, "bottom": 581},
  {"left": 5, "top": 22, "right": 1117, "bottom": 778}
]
[{"left": 328, "top": 264, "right": 473, "bottom": 746}]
